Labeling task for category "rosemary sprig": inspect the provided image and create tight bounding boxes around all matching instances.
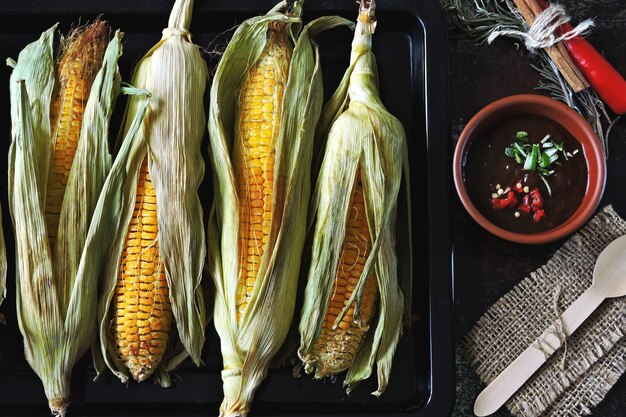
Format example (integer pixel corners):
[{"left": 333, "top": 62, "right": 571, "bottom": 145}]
[
  {"left": 442, "top": 0, "right": 524, "bottom": 43},
  {"left": 532, "top": 57, "right": 615, "bottom": 156},
  {"left": 441, "top": 0, "right": 620, "bottom": 157}
]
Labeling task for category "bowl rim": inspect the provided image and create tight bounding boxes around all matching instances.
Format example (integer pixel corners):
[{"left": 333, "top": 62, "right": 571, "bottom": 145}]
[{"left": 453, "top": 94, "right": 607, "bottom": 244}]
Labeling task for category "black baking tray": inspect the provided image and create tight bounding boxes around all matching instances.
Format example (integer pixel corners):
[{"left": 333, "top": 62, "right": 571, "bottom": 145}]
[{"left": 0, "top": 0, "right": 452, "bottom": 416}]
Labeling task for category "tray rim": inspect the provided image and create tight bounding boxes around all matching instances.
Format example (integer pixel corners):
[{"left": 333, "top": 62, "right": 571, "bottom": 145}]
[
  {"left": 0, "top": 0, "right": 454, "bottom": 416},
  {"left": 413, "top": 0, "right": 454, "bottom": 416}
]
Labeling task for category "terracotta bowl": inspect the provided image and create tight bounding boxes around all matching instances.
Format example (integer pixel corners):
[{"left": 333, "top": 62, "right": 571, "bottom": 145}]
[{"left": 453, "top": 94, "right": 606, "bottom": 244}]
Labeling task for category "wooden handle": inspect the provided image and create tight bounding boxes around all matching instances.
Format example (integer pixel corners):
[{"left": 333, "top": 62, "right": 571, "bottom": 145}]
[
  {"left": 474, "top": 341, "right": 549, "bottom": 416},
  {"left": 473, "top": 287, "right": 605, "bottom": 416},
  {"left": 560, "top": 287, "right": 605, "bottom": 336}
]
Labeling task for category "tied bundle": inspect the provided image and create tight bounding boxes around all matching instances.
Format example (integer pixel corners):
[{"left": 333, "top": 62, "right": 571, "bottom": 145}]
[
  {"left": 298, "top": 0, "right": 412, "bottom": 396},
  {"left": 6, "top": 21, "right": 137, "bottom": 415},
  {"left": 207, "top": 1, "right": 351, "bottom": 415},
  {"left": 442, "top": 0, "right": 625, "bottom": 154},
  {"left": 93, "top": 0, "right": 208, "bottom": 386}
]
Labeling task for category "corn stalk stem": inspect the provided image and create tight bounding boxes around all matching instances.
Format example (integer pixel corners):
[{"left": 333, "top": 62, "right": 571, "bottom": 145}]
[{"left": 168, "top": 0, "right": 194, "bottom": 30}]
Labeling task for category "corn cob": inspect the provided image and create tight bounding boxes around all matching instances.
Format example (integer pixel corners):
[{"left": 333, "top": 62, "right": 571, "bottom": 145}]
[
  {"left": 113, "top": 158, "right": 173, "bottom": 382},
  {"left": 46, "top": 21, "right": 108, "bottom": 251},
  {"left": 94, "top": 0, "right": 207, "bottom": 386},
  {"left": 8, "top": 22, "right": 128, "bottom": 416},
  {"left": 309, "top": 172, "right": 379, "bottom": 376},
  {"left": 298, "top": 0, "right": 412, "bottom": 397},
  {"left": 234, "top": 25, "right": 291, "bottom": 323},
  {"left": 208, "top": 2, "right": 352, "bottom": 415}
]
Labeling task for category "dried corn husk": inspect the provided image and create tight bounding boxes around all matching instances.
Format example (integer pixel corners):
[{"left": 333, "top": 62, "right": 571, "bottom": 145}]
[
  {"left": 6, "top": 24, "right": 134, "bottom": 415},
  {"left": 93, "top": 0, "right": 208, "bottom": 386},
  {"left": 298, "top": 0, "right": 412, "bottom": 397},
  {"left": 0, "top": 207, "right": 6, "bottom": 308},
  {"left": 207, "top": 1, "right": 351, "bottom": 415}
]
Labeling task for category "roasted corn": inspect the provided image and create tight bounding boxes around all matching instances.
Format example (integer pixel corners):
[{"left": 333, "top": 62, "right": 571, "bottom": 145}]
[
  {"left": 7, "top": 21, "right": 129, "bottom": 415},
  {"left": 298, "top": 0, "right": 412, "bottom": 396},
  {"left": 208, "top": 2, "right": 352, "bottom": 415},
  {"left": 94, "top": 0, "right": 208, "bottom": 386}
]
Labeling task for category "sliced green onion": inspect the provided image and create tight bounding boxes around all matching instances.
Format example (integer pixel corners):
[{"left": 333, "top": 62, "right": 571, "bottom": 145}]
[
  {"left": 540, "top": 175, "right": 552, "bottom": 196},
  {"left": 516, "top": 131, "right": 529, "bottom": 140},
  {"left": 514, "top": 142, "right": 527, "bottom": 157},
  {"left": 540, "top": 134, "right": 552, "bottom": 143},
  {"left": 544, "top": 147, "right": 559, "bottom": 157},
  {"left": 504, "top": 132, "right": 580, "bottom": 195},
  {"left": 523, "top": 144, "right": 539, "bottom": 171}
]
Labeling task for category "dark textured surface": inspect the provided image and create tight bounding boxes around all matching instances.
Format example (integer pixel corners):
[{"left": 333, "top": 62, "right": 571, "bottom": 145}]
[{"left": 449, "top": 0, "right": 626, "bottom": 416}]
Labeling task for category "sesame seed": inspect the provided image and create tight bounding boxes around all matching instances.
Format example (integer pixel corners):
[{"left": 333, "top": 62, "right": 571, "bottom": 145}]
[
  {"left": 514, "top": 212, "right": 520, "bottom": 218},
  {"left": 523, "top": 186, "right": 530, "bottom": 193},
  {"left": 497, "top": 189, "right": 504, "bottom": 196},
  {"left": 492, "top": 193, "right": 499, "bottom": 199}
]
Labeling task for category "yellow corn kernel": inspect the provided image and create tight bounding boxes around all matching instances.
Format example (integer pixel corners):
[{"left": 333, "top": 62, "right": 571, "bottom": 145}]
[
  {"left": 45, "top": 21, "right": 108, "bottom": 250},
  {"left": 113, "top": 158, "right": 172, "bottom": 382},
  {"left": 234, "top": 25, "right": 291, "bottom": 323},
  {"left": 311, "top": 172, "right": 379, "bottom": 376}
]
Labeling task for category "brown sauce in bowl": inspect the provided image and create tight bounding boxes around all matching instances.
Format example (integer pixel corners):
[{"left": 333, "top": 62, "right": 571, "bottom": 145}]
[{"left": 463, "top": 115, "right": 588, "bottom": 234}]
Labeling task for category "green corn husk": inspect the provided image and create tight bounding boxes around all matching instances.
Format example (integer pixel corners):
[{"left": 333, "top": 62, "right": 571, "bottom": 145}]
[
  {"left": 7, "top": 24, "right": 133, "bottom": 415},
  {"left": 93, "top": 0, "right": 208, "bottom": 386},
  {"left": 298, "top": 0, "right": 413, "bottom": 397},
  {"left": 207, "top": 1, "right": 352, "bottom": 415}
]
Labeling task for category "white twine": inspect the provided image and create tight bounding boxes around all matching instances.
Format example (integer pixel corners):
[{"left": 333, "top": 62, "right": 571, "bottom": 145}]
[
  {"left": 162, "top": 27, "right": 191, "bottom": 38},
  {"left": 487, "top": 4, "right": 594, "bottom": 52},
  {"left": 530, "top": 284, "right": 570, "bottom": 370}
]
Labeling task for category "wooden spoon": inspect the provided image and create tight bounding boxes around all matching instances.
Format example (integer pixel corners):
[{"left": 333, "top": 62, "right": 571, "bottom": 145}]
[{"left": 474, "top": 234, "right": 626, "bottom": 416}]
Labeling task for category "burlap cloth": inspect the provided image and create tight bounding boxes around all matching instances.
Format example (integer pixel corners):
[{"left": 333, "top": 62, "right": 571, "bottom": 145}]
[{"left": 463, "top": 205, "right": 626, "bottom": 417}]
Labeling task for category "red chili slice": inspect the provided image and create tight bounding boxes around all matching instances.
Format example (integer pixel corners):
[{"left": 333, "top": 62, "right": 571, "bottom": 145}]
[
  {"left": 530, "top": 188, "right": 543, "bottom": 209},
  {"left": 491, "top": 198, "right": 507, "bottom": 210},
  {"left": 533, "top": 209, "right": 546, "bottom": 223},
  {"left": 530, "top": 188, "right": 541, "bottom": 199},
  {"left": 518, "top": 204, "right": 531, "bottom": 214},
  {"left": 503, "top": 191, "right": 518, "bottom": 209},
  {"left": 531, "top": 198, "right": 543, "bottom": 209}
]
